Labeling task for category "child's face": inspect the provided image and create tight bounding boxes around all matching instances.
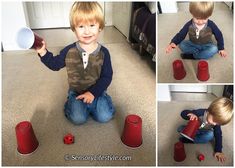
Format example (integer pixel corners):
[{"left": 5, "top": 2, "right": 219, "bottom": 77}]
[
  {"left": 192, "top": 17, "right": 208, "bottom": 26},
  {"left": 75, "top": 21, "right": 100, "bottom": 45},
  {"left": 206, "top": 113, "right": 218, "bottom": 126}
]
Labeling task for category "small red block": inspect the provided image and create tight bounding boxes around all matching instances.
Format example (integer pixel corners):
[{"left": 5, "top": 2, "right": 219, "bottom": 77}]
[
  {"left": 198, "top": 154, "right": 205, "bottom": 161},
  {"left": 64, "top": 133, "right": 74, "bottom": 144}
]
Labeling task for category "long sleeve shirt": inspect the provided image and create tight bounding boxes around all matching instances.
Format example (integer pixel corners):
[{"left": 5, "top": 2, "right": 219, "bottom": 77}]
[
  {"left": 171, "top": 19, "right": 224, "bottom": 50},
  {"left": 39, "top": 42, "right": 113, "bottom": 98}
]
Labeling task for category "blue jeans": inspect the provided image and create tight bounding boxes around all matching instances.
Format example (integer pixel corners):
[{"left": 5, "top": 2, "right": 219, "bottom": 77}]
[
  {"left": 179, "top": 40, "right": 218, "bottom": 59},
  {"left": 177, "top": 125, "right": 214, "bottom": 143},
  {"left": 64, "top": 90, "right": 115, "bottom": 125}
]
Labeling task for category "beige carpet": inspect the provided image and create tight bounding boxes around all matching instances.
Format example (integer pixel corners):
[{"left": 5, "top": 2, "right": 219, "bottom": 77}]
[
  {"left": 158, "top": 100, "right": 233, "bottom": 166},
  {"left": 158, "top": 2, "right": 233, "bottom": 83},
  {"left": 2, "top": 28, "right": 156, "bottom": 165}
]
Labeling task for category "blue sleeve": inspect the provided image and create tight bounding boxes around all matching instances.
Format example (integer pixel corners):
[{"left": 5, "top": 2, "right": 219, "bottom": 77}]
[
  {"left": 208, "top": 20, "right": 224, "bottom": 50},
  {"left": 88, "top": 47, "right": 113, "bottom": 98},
  {"left": 213, "top": 125, "right": 222, "bottom": 153},
  {"left": 39, "top": 43, "right": 76, "bottom": 71},
  {"left": 181, "top": 109, "right": 206, "bottom": 120},
  {"left": 171, "top": 20, "right": 192, "bottom": 45}
]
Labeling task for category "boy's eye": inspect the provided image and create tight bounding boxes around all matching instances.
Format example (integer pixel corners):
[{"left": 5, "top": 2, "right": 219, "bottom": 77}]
[
  {"left": 79, "top": 25, "right": 84, "bottom": 28},
  {"left": 90, "top": 24, "right": 95, "bottom": 27}
]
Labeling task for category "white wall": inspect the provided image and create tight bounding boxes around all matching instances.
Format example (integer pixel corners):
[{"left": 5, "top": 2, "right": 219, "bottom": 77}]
[
  {"left": 112, "top": 2, "right": 131, "bottom": 38},
  {"left": 104, "top": 2, "right": 113, "bottom": 26},
  {"left": 211, "top": 85, "right": 224, "bottom": 97},
  {"left": 2, "top": 2, "right": 27, "bottom": 51},
  {"left": 158, "top": 85, "right": 171, "bottom": 101},
  {"left": 159, "top": 1, "right": 178, "bottom": 13},
  {"left": 170, "top": 85, "right": 207, "bottom": 92}
]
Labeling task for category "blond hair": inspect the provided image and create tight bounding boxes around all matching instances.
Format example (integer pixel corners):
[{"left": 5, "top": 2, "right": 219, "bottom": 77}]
[
  {"left": 208, "top": 97, "right": 233, "bottom": 125},
  {"left": 189, "top": 2, "right": 214, "bottom": 19},
  {"left": 70, "top": 2, "right": 105, "bottom": 32}
]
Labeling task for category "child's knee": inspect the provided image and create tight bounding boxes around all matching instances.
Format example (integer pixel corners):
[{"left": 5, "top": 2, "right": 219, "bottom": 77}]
[
  {"left": 94, "top": 111, "right": 114, "bottom": 123},
  {"left": 210, "top": 45, "right": 218, "bottom": 53},
  {"left": 207, "top": 131, "right": 214, "bottom": 140},
  {"left": 69, "top": 114, "right": 88, "bottom": 125},
  {"left": 64, "top": 99, "right": 88, "bottom": 125},
  {"left": 94, "top": 94, "right": 115, "bottom": 123}
]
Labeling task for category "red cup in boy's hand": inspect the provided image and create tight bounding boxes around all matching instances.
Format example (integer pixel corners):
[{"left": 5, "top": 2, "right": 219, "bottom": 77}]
[{"left": 36, "top": 41, "right": 47, "bottom": 56}]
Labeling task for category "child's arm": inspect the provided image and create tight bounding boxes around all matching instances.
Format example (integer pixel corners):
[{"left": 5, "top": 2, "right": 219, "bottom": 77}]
[
  {"left": 180, "top": 109, "right": 206, "bottom": 120},
  {"left": 35, "top": 41, "right": 75, "bottom": 71},
  {"left": 170, "top": 20, "right": 192, "bottom": 47},
  {"left": 208, "top": 20, "right": 226, "bottom": 57},
  {"left": 165, "top": 20, "right": 192, "bottom": 54},
  {"left": 213, "top": 125, "right": 225, "bottom": 163}
]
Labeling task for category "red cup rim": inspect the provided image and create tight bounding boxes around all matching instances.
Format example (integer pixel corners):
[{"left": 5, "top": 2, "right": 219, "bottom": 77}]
[{"left": 17, "top": 142, "right": 39, "bottom": 155}]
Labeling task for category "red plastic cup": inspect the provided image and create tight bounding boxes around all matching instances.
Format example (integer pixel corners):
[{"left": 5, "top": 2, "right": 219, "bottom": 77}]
[
  {"left": 197, "top": 60, "right": 210, "bottom": 81},
  {"left": 173, "top": 60, "right": 186, "bottom": 80},
  {"left": 121, "top": 114, "right": 142, "bottom": 148},
  {"left": 15, "top": 121, "right": 39, "bottom": 155},
  {"left": 180, "top": 119, "right": 200, "bottom": 141},
  {"left": 174, "top": 141, "right": 186, "bottom": 162},
  {"left": 16, "top": 27, "right": 43, "bottom": 49}
]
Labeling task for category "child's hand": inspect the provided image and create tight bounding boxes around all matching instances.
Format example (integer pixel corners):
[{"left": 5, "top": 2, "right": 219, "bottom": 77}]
[
  {"left": 187, "top": 113, "right": 198, "bottom": 120},
  {"left": 219, "top": 50, "right": 227, "bottom": 57},
  {"left": 76, "top": 91, "right": 94, "bottom": 104},
  {"left": 166, "top": 43, "right": 177, "bottom": 54},
  {"left": 36, "top": 41, "right": 47, "bottom": 57},
  {"left": 214, "top": 152, "right": 226, "bottom": 163}
]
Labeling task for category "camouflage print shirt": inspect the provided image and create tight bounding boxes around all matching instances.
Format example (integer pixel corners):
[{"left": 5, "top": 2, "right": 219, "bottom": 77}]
[
  {"left": 39, "top": 42, "right": 113, "bottom": 98},
  {"left": 171, "top": 19, "right": 224, "bottom": 50}
]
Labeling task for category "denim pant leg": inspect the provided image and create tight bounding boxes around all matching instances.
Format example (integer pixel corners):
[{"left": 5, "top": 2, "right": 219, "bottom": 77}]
[
  {"left": 194, "top": 43, "right": 218, "bottom": 59},
  {"left": 194, "top": 129, "right": 214, "bottom": 143},
  {"left": 179, "top": 40, "right": 200, "bottom": 57},
  {"left": 89, "top": 92, "right": 115, "bottom": 123},
  {"left": 64, "top": 90, "right": 89, "bottom": 125},
  {"left": 179, "top": 41, "right": 218, "bottom": 59},
  {"left": 177, "top": 125, "right": 214, "bottom": 143}
]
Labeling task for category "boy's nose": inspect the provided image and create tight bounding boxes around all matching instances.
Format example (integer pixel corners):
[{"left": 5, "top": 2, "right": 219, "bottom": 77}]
[{"left": 84, "top": 27, "right": 90, "bottom": 34}]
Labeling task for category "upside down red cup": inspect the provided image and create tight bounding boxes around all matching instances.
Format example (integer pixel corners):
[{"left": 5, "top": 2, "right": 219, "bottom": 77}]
[
  {"left": 197, "top": 60, "right": 210, "bottom": 81},
  {"left": 173, "top": 60, "right": 186, "bottom": 80},
  {"left": 16, "top": 27, "right": 43, "bottom": 49},
  {"left": 121, "top": 114, "right": 142, "bottom": 148},
  {"left": 180, "top": 119, "right": 200, "bottom": 141},
  {"left": 174, "top": 141, "right": 186, "bottom": 162},
  {"left": 15, "top": 121, "right": 39, "bottom": 154}
]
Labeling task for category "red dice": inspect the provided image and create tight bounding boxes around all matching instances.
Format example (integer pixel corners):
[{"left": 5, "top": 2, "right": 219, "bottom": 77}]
[
  {"left": 198, "top": 154, "right": 205, "bottom": 161},
  {"left": 64, "top": 133, "right": 74, "bottom": 144}
]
